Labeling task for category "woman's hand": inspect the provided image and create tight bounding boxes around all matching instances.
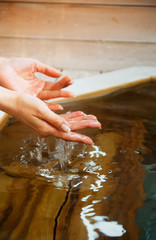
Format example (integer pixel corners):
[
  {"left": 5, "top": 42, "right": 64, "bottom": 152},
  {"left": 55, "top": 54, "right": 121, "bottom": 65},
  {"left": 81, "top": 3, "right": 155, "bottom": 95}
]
[
  {"left": 53, "top": 111, "right": 101, "bottom": 145},
  {"left": 0, "top": 57, "right": 101, "bottom": 144},
  {"left": 60, "top": 111, "right": 100, "bottom": 131},
  {"left": 0, "top": 87, "right": 101, "bottom": 145},
  {"left": 0, "top": 57, "right": 73, "bottom": 99}
]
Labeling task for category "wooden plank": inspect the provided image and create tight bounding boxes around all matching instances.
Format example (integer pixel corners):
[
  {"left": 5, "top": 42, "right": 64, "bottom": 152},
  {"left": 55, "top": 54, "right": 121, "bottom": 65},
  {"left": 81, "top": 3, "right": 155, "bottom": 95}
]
[
  {"left": 0, "top": 38, "right": 156, "bottom": 72},
  {"left": 1, "top": 0, "right": 156, "bottom": 6},
  {"left": 0, "top": 3, "right": 156, "bottom": 42},
  {"left": 0, "top": 112, "right": 9, "bottom": 131},
  {"left": 36, "top": 70, "right": 101, "bottom": 81},
  {"left": 62, "top": 69, "right": 100, "bottom": 79}
]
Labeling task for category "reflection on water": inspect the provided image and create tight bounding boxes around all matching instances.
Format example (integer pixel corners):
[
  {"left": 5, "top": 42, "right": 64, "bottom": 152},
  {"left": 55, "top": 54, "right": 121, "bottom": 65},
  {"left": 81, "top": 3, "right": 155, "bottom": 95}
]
[
  {"left": 81, "top": 209, "right": 126, "bottom": 239},
  {"left": 0, "top": 82, "right": 156, "bottom": 239}
]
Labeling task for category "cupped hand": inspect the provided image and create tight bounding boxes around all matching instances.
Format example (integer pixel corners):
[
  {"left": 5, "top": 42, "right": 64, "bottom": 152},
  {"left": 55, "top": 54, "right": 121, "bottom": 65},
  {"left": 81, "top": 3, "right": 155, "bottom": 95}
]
[
  {"left": 60, "top": 111, "right": 100, "bottom": 130},
  {"left": 0, "top": 57, "right": 73, "bottom": 99},
  {"left": 4, "top": 91, "right": 101, "bottom": 145},
  {"left": 0, "top": 58, "right": 102, "bottom": 145},
  {"left": 55, "top": 111, "right": 101, "bottom": 145}
]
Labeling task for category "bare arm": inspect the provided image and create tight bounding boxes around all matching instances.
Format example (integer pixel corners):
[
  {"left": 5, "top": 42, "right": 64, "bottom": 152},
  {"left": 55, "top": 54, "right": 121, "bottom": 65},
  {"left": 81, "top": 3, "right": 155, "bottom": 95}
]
[
  {"left": 0, "top": 57, "right": 101, "bottom": 144},
  {"left": 0, "top": 86, "right": 101, "bottom": 145}
]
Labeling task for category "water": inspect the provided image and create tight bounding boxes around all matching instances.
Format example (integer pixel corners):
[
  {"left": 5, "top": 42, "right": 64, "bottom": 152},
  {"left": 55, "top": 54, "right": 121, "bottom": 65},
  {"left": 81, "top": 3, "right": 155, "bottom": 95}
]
[
  {"left": 29, "top": 137, "right": 78, "bottom": 170},
  {"left": 0, "top": 82, "right": 156, "bottom": 239}
]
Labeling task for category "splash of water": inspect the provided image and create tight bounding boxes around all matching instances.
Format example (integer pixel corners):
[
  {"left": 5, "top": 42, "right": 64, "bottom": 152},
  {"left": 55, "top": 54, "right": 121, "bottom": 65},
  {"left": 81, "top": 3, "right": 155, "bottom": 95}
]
[
  {"left": 35, "top": 137, "right": 45, "bottom": 162},
  {"left": 55, "top": 139, "right": 76, "bottom": 170},
  {"left": 19, "top": 135, "right": 87, "bottom": 171},
  {"left": 35, "top": 137, "right": 86, "bottom": 170}
]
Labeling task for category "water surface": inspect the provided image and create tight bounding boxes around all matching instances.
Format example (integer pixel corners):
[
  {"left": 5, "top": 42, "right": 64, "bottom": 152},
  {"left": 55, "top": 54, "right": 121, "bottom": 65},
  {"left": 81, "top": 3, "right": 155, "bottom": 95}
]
[{"left": 0, "top": 82, "right": 156, "bottom": 240}]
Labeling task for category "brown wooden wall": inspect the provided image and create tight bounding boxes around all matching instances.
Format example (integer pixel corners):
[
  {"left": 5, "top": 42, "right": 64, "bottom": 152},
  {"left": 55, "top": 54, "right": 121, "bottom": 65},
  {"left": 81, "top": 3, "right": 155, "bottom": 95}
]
[{"left": 0, "top": 0, "right": 156, "bottom": 72}]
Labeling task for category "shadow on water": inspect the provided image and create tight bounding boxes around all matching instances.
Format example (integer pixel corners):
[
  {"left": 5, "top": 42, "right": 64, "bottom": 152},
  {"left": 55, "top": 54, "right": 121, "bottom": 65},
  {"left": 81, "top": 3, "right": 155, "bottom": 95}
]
[{"left": 0, "top": 82, "right": 156, "bottom": 239}]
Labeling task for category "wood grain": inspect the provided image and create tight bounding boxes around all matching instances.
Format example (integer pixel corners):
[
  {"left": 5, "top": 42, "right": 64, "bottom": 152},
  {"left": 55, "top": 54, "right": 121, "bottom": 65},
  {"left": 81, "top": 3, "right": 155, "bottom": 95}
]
[
  {"left": 54, "top": 120, "right": 146, "bottom": 239},
  {"left": 0, "top": 3, "right": 156, "bottom": 42},
  {"left": 1, "top": 0, "right": 156, "bottom": 6},
  {"left": 0, "top": 38, "right": 156, "bottom": 71},
  {"left": 0, "top": 173, "right": 68, "bottom": 240}
]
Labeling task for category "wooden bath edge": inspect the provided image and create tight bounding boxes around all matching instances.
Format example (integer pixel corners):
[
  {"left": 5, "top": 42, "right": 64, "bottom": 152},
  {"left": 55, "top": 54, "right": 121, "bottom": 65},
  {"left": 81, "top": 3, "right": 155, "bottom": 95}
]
[
  {"left": 0, "top": 111, "right": 10, "bottom": 131},
  {"left": 0, "top": 66, "right": 156, "bottom": 130},
  {"left": 50, "top": 66, "right": 156, "bottom": 103}
]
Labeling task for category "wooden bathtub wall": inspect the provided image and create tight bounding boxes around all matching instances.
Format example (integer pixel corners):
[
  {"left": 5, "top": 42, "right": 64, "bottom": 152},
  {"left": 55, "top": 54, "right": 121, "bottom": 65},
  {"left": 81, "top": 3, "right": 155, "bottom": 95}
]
[
  {"left": 0, "top": 2, "right": 156, "bottom": 239},
  {"left": 0, "top": 0, "right": 156, "bottom": 78}
]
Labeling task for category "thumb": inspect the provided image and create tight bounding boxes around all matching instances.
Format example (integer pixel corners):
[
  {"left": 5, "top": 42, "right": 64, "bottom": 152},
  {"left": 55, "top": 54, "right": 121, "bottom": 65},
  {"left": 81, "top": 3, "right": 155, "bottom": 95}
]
[
  {"left": 41, "top": 105, "right": 70, "bottom": 133},
  {"left": 34, "top": 60, "right": 62, "bottom": 78}
]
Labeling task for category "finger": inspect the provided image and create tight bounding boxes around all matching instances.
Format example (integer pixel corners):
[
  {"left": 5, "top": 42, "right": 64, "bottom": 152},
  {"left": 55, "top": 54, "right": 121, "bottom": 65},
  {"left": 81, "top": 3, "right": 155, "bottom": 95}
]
[
  {"left": 69, "top": 120, "right": 101, "bottom": 131},
  {"left": 34, "top": 61, "right": 62, "bottom": 78},
  {"left": 60, "top": 111, "right": 85, "bottom": 120},
  {"left": 46, "top": 102, "right": 63, "bottom": 111},
  {"left": 61, "top": 112, "right": 97, "bottom": 121},
  {"left": 60, "top": 132, "right": 93, "bottom": 145},
  {"left": 49, "top": 129, "right": 93, "bottom": 145},
  {"left": 38, "top": 105, "right": 70, "bottom": 133},
  {"left": 37, "top": 90, "right": 74, "bottom": 100},
  {"left": 66, "top": 115, "right": 97, "bottom": 121},
  {"left": 25, "top": 116, "right": 93, "bottom": 145},
  {"left": 43, "top": 76, "right": 73, "bottom": 91},
  {"left": 82, "top": 115, "right": 97, "bottom": 120},
  {"left": 51, "top": 76, "right": 73, "bottom": 90}
]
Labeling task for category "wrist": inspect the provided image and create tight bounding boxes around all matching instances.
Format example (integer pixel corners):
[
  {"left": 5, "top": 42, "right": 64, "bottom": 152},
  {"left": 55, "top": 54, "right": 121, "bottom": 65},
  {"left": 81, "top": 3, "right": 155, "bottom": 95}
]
[
  {"left": 0, "top": 57, "right": 7, "bottom": 65},
  {"left": 0, "top": 87, "right": 17, "bottom": 115},
  {"left": 0, "top": 58, "right": 8, "bottom": 86}
]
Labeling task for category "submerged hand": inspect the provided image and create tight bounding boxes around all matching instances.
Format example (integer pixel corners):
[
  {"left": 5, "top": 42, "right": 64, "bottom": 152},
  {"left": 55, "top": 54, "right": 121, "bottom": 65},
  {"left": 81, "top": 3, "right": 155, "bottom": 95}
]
[{"left": 0, "top": 57, "right": 73, "bottom": 99}]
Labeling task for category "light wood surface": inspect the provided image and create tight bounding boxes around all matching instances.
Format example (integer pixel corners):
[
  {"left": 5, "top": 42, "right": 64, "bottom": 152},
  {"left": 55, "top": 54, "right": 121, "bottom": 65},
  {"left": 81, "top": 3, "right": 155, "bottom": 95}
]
[
  {"left": 0, "top": 3, "right": 156, "bottom": 42},
  {"left": 0, "top": 112, "right": 9, "bottom": 131},
  {"left": 2, "top": 0, "right": 156, "bottom": 6},
  {"left": 51, "top": 66, "right": 156, "bottom": 103},
  {"left": 0, "top": 38, "right": 156, "bottom": 71}
]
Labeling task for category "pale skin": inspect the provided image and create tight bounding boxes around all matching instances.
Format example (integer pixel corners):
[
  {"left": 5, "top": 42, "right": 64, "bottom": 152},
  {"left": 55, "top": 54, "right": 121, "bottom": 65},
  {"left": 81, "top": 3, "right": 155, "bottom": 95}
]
[{"left": 0, "top": 57, "right": 101, "bottom": 145}]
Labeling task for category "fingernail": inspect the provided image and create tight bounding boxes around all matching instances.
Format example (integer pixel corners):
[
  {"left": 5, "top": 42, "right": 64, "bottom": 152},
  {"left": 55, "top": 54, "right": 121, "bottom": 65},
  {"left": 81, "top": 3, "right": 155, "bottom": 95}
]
[
  {"left": 70, "top": 93, "right": 74, "bottom": 97},
  {"left": 61, "top": 123, "right": 71, "bottom": 133},
  {"left": 88, "top": 139, "right": 93, "bottom": 145}
]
